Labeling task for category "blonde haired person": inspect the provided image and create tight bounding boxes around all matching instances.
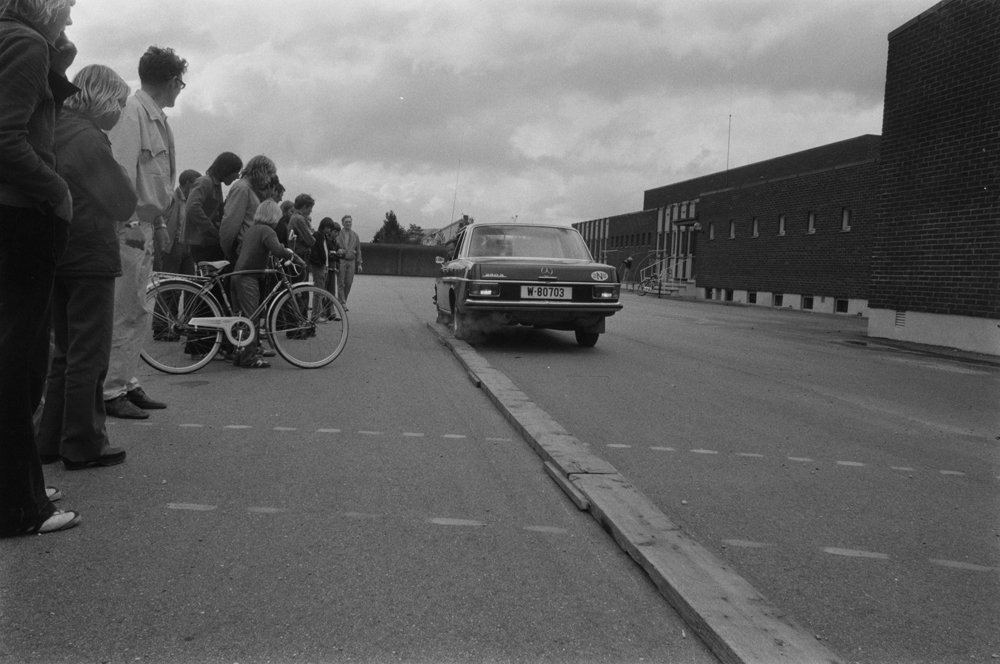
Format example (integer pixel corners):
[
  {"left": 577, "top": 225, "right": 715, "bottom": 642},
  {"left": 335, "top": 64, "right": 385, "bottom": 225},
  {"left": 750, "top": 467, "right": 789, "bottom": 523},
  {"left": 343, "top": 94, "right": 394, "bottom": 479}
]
[
  {"left": 230, "top": 200, "right": 304, "bottom": 368},
  {"left": 0, "top": 0, "right": 81, "bottom": 536},
  {"left": 219, "top": 154, "right": 277, "bottom": 262},
  {"left": 36, "top": 64, "right": 137, "bottom": 473}
]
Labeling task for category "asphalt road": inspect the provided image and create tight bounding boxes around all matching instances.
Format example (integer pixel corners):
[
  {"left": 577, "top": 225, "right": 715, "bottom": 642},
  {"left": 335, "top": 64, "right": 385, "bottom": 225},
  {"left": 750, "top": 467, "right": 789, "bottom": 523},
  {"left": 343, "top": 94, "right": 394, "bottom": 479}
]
[
  {"left": 436, "top": 279, "right": 999, "bottom": 664},
  {"left": 0, "top": 277, "right": 718, "bottom": 664}
]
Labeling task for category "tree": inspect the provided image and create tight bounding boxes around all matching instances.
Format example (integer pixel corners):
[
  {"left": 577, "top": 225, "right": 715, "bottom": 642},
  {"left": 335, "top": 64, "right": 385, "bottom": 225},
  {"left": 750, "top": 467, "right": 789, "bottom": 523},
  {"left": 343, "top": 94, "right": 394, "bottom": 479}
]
[
  {"left": 372, "top": 210, "right": 406, "bottom": 243},
  {"left": 406, "top": 224, "right": 425, "bottom": 244}
]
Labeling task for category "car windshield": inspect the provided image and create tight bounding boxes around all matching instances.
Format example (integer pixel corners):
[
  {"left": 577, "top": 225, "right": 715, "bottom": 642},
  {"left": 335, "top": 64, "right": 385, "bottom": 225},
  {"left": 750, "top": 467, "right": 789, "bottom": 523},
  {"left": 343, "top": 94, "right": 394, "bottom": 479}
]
[{"left": 467, "top": 225, "right": 593, "bottom": 260}]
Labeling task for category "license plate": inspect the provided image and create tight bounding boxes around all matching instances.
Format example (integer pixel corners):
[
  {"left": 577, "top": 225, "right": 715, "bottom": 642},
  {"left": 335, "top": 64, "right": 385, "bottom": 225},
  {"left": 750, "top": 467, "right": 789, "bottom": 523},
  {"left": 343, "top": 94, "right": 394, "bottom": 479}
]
[{"left": 521, "top": 285, "right": 572, "bottom": 300}]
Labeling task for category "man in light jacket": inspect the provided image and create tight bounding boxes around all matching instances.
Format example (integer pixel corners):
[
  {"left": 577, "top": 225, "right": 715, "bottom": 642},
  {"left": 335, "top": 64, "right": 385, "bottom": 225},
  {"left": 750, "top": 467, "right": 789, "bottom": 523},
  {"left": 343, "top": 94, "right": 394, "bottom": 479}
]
[{"left": 336, "top": 215, "right": 362, "bottom": 308}]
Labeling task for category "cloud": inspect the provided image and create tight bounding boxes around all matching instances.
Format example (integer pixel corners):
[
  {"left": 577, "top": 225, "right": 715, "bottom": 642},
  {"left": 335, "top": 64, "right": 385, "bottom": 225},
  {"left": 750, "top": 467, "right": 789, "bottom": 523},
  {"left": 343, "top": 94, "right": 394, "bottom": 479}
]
[{"left": 67, "top": 0, "right": 931, "bottom": 240}]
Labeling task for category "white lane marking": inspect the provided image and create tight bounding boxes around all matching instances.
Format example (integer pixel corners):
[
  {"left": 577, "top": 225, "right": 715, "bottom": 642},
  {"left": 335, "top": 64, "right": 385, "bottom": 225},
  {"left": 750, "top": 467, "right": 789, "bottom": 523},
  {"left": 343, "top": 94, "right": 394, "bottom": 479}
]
[
  {"left": 837, "top": 461, "right": 866, "bottom": 467},
  {"left": 928, "top": 559, "right": 998, "bottom": 572},
  {"left": 132, "top": 422, "right": 155, "bottom": 426},
  {"left": 722, "top": 539, "right": 771, "bottom": 548},
  {"left": 524, "top": 526, "right": 568, "bottom": 534},
  {"left": 358, "top": 431, "right": 382, "bottom": 435},
  {"left": 247, "top": 507, "right": 286, "bottom": 514},
  {"left": 430, "top": 518, "right": 485, "bottom": 527},
  {"left": 167, "top": 503, "right": 217, "bottom": 511},
  {"left": 736, "top": 453, "right": 765, "bottom": 458},
  {"left": 691, "top": 449, "right": 719, "bottom": 455},
  {"left": 317, "top": 429, "right": 340, "bottom": 433},
  {"left": 273, "top": 427, "right": 297, "bottom": 432},
  {"left": 179, "top": 424, "right": 203, "bottom": 428},
  {"left": 940, "top": 470, "right": 966, "bottom": 476},
  {"left": 891, "top": 466, "right": 916, "bottom": 472},
  {"left": 607, "top": 444, "right": 631, "bottom": 448},
  {"left": 443, "top": 434, "right": 467, "bottom": 439},
  {"left": 344, "top": 512, "right": 382, "bottom": 519},
  {"left": 788, "top": 457, "right": 813, "bottom": 462},
  {"left": 225, "top": 425, "right": 251, "bottom": 429},
  {"left": 822, "top": 547, "right": 890, "bottom": 560},
  {"left": 403, "top": 432, "right": 424, "bottom": 437},
  {"left": 650, "top": 446, "right": 676, "bottom": 452}
]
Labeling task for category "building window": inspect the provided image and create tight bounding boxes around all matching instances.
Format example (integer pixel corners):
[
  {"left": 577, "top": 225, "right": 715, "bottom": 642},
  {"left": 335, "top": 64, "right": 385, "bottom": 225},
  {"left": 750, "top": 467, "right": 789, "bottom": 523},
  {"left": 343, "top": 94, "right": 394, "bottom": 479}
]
[
  {"left": 803, "top": 296, "right": 814, "bottom": 310},
  {"left": 807, "top": 211, "right": 816, "bottom": 234},
  {"left": 773, "top": 294, "right": 784, "bottom": 307},
  {"left": 709, "top": 222, "right": 715, "bottom": 240},
  {"left": 725, "top": 289, "right": 734, "bottom": 302},
  {"left": 778, "top": 214, "right": 786, "bottom": 236},
  {"left": 836, "top": 299, "right": 849, "bottom": 313},
  {"left": 752, "top": 217, "right": 759, "bottom": 237},
  {"left": 748, "top": 292, "right": 757, "bottom": 304},
  {"left": 841, "top": 208, "right": 852, "bottom": 232},
  {"left": 729, "top": 220, "right": 736, "bottom": 239},
  {"left": 681, "top": 202, "right": 689, "bottom": 219},
  {"left": 690, "top": 201, "right": 697, "bottom": 218}
]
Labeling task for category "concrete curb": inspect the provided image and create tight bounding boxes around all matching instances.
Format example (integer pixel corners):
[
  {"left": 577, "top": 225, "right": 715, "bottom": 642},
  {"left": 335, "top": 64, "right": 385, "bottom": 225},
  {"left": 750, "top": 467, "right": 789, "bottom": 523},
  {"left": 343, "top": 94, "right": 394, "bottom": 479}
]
[{"left": 428, "top": 322, "right": 844, "bottom": 664}]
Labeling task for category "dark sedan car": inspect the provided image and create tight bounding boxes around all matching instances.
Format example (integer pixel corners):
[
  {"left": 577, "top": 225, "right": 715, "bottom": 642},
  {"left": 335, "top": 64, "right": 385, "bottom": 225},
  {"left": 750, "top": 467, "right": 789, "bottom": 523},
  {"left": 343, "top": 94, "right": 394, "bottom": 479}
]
[{"left": 434, "top": 222, "right": 622, "bottom": 346}]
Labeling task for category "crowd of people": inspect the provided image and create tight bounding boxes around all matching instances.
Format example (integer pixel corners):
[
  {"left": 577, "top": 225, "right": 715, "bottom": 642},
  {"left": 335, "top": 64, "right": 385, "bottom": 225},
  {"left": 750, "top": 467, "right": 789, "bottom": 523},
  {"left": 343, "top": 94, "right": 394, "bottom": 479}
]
[{"left": 0, "top": 0, "right": 362, "bottom": 537}]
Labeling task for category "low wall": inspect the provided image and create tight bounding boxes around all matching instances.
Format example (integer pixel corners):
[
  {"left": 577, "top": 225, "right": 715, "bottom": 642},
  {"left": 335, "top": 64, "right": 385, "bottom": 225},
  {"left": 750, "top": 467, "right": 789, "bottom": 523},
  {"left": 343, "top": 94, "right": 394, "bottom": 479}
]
[{"left": 361, "top": 244, "right": 448, "bottom": 277}]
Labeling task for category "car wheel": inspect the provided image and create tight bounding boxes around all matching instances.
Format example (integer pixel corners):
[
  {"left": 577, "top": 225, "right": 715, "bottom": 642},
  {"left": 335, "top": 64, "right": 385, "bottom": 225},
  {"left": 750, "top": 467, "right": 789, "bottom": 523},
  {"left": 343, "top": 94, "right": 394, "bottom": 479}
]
[
  {"left": 575, "top": 330, "right": 599, "bottom": 347},
  {"left": 451, "top": 303, "right": 471, "bottom": 340}
]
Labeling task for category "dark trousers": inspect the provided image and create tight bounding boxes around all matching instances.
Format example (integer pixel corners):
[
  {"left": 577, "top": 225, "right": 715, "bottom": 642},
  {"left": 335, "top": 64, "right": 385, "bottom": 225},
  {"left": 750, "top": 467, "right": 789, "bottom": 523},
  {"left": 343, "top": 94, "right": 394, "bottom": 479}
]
[
  {"left": 36, "top": 276, "right": 115, "bottom": 463},
  {"left": 0, "top": 205, "right": 68, "bottom": 535},
  {"left": 230, "top": 274, "right": 261, "bottom": 362},
  {"left": 160, "top": 240, "right": 195, "bottom": 276}
]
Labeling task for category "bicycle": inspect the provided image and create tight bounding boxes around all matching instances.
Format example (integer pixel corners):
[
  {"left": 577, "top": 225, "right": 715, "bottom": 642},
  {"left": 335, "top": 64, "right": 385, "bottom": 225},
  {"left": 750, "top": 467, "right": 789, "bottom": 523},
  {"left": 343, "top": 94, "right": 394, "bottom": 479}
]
[
  {"left": 141, "top": 258, "right": 348, "bottom": 374},
  {"left": 636, "top": 275, "right": 658, "bottom": 296}
]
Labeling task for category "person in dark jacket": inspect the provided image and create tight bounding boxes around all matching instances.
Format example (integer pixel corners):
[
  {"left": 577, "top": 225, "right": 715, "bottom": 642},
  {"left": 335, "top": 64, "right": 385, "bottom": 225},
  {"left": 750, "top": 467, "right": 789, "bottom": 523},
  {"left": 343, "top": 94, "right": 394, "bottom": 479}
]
[
  {"left": 0, "top": 0, "right": 81, "bottom": 537},
  {"left": 36, "top": 64, "right": 137, "bottom": 471},
  {"left": 308, "top": 217, "right": 341, "bottom": 320},
  {"left": 183, "top": 151, "right": 242, "bottom": 264}
]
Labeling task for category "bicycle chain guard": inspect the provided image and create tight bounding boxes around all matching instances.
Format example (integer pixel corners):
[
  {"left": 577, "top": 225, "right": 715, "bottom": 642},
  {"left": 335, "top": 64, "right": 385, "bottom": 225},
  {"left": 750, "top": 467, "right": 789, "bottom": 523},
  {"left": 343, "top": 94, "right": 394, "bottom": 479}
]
[{"left": 188, "top": 316, "right": 257, "bottom": 348}]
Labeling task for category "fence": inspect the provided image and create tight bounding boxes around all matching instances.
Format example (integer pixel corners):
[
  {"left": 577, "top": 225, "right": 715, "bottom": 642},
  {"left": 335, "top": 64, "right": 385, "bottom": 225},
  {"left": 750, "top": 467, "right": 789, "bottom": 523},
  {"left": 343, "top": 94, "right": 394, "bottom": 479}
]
[{"left": 360, "top": 244, "right": 449, "bottom": 277}]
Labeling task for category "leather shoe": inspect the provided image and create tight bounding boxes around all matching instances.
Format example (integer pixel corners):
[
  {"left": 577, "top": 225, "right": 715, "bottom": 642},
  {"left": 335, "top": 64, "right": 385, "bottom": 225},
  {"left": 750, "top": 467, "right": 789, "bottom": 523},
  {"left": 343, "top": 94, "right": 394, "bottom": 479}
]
[
  {"left": 63, "top": 447, "right": 126, "bottom": 470},
  {"left": 105, "top": 394, "right": 149, "bottom": 419},
  {"left": 127, "top": 387, "right": 166, "bottom": 410}
]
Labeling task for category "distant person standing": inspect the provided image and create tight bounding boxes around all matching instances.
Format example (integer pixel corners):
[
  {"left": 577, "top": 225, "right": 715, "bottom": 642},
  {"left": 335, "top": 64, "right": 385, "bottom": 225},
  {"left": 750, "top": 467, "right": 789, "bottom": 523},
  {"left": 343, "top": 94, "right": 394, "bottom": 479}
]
[
  {"left": 104, "top": 45, "right": 188, "bottom": 420},
  {"left": 336, "top": 215, "right": 362, "bottom": 308},
  {"left": 184, "top": 151, "right": 242, "bottom": 264},
  {"left": 620, "top": 255, "right": 633, "bottom": 283},
  {"left": 219, "top": 155, "right": 276, "bottom": 263},
  {"left": 0, "top": 0, "right": 82, "bottom": 536},
  {"left": 155, "top": 168, "right": 199, "bottom": 274}
]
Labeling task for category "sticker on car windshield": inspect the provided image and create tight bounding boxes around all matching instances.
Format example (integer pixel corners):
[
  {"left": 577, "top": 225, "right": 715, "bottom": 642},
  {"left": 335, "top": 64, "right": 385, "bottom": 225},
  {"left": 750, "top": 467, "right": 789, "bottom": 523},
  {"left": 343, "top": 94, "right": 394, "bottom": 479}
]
[{"left": 521, "top": 286, "right": 572, "bottom": 300}]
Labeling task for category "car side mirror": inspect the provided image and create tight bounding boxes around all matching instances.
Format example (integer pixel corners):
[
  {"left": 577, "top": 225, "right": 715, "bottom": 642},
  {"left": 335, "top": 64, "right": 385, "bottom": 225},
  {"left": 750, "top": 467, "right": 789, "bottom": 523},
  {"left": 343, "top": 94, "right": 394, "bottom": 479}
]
[{"left": 435, "top": 256, "right": 445, "bottom": 264}]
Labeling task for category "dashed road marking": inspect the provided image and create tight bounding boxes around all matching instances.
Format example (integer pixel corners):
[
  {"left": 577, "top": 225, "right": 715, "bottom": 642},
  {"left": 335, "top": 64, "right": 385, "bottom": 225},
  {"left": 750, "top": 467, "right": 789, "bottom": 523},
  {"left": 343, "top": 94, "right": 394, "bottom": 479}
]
[
  {"left": 225, "top": 425, "right": 251, "bottom": 430},
  {"left": 524, "top": 526, "right": 568, "bottom": 534},
  {"left": 928, "top": 559, "right": 998, "bottom": 573},
  {"left": 837, "top": 461, "right": 866, "bottom": 467},
  {"left": 132, "top": 422, "right": 155, "bottom": 427},
  {"left": 736, "top": 453, "right": 765, "bottom": 458},
  {"left": 358, "top": 431, "right": 382, "bottom": 435},
  {"left": 690, "top": 449, "right": 718, "bottom": 455},
  {"left": 940, "top": 470, "right": 966, "bottom": 476},
  {"left": 892, "top": 466, "right": 916, "bottom": 472},
  {"left": 822, "top": 547, "right": 890, "bottom": 560},
  {"left": 430, "top": 518, "right": 485, "bottom": 527},
  {"left": 650, "top": 446, "right": 676, "bottom": 452},
  {"left": 607, "top": 444, "right": 631, "bottom": 448},
  {"left": 247, "top": 507, "right": 285, "bottom": 514},
  {"left": 788, "top": 457, "right": 813, "bottom": 462},
  {"left": 317, "top": 428, "right": 340, "bottom": 433},
  {"left": 273, "top": 427, "right": 297, "bottom": 432},
  {"left": 167, "top": 503, "right": 217, "bottom": 511},
  {"left": 443, "top": 434, "right": 467, "bottom": 439},
  {"left": 403, "top": 432, "right": 424, "bottom": 437},
  {"left": 722, "top": 539, "right": 771, "bottom": 548},
  {"left": 179, "top": 424, "right": 203, "bottom": 428}
]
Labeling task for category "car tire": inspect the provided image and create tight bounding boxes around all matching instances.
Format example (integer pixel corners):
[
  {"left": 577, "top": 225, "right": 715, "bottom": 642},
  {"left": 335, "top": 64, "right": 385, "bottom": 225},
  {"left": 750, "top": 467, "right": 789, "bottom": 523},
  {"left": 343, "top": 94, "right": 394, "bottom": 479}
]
[
  {"left": 575, "top": 329, "right": 600, "bottom": 347},
  {"left": 451, "top": 304, "right": 471, "bottom": 341}
]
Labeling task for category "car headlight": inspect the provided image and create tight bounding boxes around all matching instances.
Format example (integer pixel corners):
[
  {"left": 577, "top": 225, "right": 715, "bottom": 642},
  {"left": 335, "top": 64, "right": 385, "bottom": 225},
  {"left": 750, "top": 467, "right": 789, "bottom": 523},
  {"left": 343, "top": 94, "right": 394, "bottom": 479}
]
[
  {"left": 469, "top": 281, "right": 501, "bottom": 297},
  {"left": 592, "top": 285, "right": 619, "bottom": 300}
]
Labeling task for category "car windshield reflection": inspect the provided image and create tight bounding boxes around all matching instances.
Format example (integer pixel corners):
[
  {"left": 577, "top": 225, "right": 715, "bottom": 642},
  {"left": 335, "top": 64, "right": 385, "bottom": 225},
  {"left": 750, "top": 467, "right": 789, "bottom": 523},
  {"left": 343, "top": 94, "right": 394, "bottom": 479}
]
[{"left": 467, "top": 225, "right": 592, "bottom": 260}]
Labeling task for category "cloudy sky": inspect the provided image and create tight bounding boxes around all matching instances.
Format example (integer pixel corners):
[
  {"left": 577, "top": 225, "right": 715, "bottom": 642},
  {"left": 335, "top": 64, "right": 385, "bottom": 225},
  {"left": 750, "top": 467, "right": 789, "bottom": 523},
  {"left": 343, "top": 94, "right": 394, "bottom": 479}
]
[{"left": 67, "top": 0, "right": 932, "bottom": 241}]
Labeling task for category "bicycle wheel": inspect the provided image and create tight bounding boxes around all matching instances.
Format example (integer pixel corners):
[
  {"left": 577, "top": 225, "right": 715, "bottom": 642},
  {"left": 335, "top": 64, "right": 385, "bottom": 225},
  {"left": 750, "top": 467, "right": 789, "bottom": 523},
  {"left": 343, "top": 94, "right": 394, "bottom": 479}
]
[
  {"left": 141, "top": 280, "right": 223, "bottom": 374},
  {"left": 267, "top": 285, "right": 348, "bottom": 368}
]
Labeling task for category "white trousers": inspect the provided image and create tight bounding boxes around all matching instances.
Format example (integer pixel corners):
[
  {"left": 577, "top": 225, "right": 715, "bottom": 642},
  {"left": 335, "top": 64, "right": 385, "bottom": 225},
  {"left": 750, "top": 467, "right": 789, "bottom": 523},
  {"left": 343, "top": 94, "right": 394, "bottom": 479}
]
[{"left": 103, "top": 223, "right": 154, "bottom": 401}]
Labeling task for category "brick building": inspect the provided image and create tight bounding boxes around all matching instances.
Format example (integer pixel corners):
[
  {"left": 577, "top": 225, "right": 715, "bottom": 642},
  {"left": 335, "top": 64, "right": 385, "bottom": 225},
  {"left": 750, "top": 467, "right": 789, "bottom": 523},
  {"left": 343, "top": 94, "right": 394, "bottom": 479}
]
[
  {"left": 574, "top": 0, "right": 998, "bottom": 353},
  {"left": 868, "top": 0, "right": 999, "bottom": 354}
]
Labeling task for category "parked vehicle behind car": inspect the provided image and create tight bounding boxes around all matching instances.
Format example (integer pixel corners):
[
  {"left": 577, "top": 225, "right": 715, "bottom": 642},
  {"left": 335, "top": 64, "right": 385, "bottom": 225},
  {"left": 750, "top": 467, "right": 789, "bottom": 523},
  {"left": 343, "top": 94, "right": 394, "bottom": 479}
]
[{"left": 434, "top": 222, "right": 622, "bottom": 346}]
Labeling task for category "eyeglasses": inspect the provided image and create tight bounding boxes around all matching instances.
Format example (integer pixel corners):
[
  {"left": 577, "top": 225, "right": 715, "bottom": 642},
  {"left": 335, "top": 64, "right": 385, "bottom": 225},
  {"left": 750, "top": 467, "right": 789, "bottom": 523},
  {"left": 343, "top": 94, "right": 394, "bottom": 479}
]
[{"left": 174, "top": 77, "right": 186, "bottom": 90}]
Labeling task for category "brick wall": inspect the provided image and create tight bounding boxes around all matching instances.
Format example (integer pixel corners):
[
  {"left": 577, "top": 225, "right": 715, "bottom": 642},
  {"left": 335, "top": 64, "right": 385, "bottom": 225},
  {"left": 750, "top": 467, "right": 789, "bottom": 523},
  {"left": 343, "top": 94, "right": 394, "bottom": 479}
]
[
  {"left": 696, "top": 161, "right": 879, "bottom": 298},
  {"left": 870, "top": 0, "right": 1000, "bottom": 318}
]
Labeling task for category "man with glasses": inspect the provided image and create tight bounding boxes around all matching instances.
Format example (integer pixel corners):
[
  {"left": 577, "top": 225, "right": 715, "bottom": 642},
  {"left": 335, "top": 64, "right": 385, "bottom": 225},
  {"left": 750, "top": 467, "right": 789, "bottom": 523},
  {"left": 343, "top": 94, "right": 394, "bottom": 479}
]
[{"left": 103, "top": 45, "right": 188, "bottom": 419}]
